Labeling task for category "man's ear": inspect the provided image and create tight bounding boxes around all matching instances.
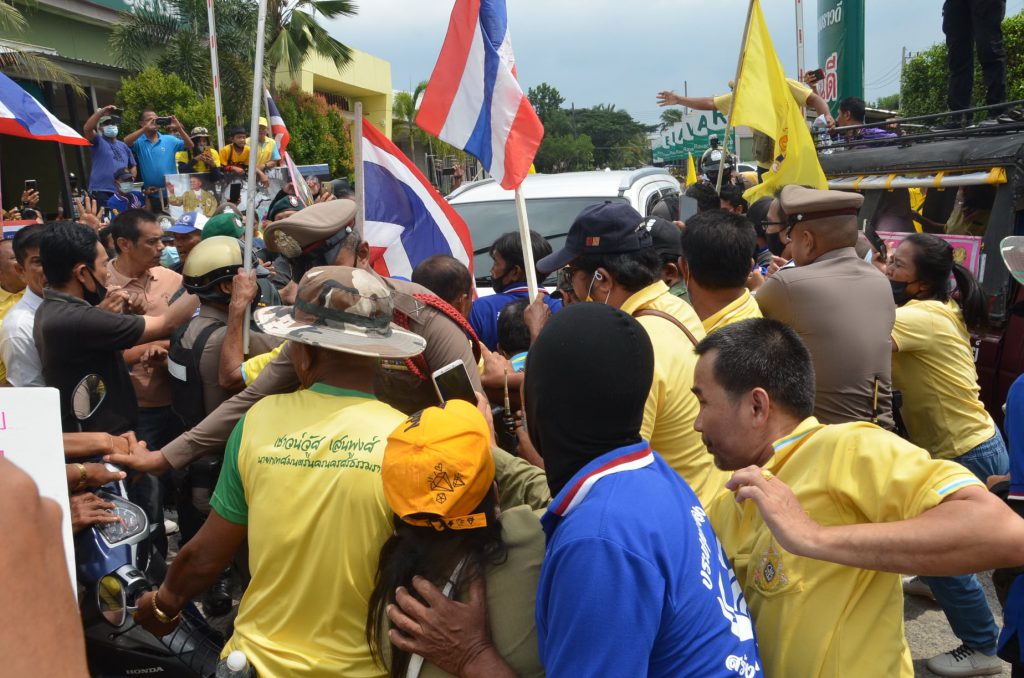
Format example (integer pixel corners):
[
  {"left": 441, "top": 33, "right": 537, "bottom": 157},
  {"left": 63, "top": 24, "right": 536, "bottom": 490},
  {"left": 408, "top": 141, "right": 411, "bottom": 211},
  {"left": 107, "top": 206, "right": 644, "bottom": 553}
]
[
  {"left": 750, "top": 387, "right": 772, "bottom": 426},
  {"left": 13, "top": 262, "right": 26, "bottom": 282},
  {"left": 354, "top": 240, "right": 371, "bottom": 267}
]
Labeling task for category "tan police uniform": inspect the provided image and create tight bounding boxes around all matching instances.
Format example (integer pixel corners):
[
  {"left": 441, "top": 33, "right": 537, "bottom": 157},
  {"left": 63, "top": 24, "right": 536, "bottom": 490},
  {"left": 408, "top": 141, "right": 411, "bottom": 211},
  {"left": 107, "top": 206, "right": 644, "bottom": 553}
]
[{"left": 755, "top": 186, "right": 896, "bottom": 429}]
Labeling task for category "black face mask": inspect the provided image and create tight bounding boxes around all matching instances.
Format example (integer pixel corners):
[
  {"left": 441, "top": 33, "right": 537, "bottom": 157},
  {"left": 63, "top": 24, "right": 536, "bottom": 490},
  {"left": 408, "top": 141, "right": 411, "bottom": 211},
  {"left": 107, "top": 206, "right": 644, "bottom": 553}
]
[
  {"left": 889, "top": 279, "right": 917, "bottom": 306},
  {"left": 766, "top": 232, "right": 785, "bottom": 257},
  {"left": 82, "top": 268, "right": 107, "bottom": 306}
]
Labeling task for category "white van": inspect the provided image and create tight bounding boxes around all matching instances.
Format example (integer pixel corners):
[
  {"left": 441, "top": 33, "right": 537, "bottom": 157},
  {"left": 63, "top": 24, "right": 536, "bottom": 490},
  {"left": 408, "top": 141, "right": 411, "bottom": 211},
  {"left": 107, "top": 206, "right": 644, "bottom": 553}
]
[{"left": 448, "top": 168, "right": 681, "bottom": 290}]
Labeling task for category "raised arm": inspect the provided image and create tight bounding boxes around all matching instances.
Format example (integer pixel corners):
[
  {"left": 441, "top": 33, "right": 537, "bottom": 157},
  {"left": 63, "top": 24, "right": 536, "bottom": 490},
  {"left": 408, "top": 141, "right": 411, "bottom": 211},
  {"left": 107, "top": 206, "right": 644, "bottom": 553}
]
[
  {"left": 83, "top": 104, "right": 118, "bottom": 142},
  {"left": 805, "top": 91, "right": 835, "bottom": 129},
  {"left": 657, "top": 90, "right": 716, "bottom": 110},
  {"left": 138, "top": 293, "right": 199, "bottom": 344}
]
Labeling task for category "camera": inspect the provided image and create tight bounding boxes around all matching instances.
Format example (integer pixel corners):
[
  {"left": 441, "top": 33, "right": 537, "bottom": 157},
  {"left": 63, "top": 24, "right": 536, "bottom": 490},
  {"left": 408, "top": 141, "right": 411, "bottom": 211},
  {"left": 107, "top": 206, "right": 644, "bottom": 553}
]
[{"left": 155, "top": 116, "right": 173, "bottom": 126}]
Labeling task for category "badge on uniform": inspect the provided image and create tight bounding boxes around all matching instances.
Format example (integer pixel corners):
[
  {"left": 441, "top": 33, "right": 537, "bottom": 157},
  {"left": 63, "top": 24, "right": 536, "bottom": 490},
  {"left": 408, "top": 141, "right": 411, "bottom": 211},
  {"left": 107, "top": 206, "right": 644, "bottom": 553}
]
[{"left": 753, "top": 544, "right": 789, "bottom": 592}]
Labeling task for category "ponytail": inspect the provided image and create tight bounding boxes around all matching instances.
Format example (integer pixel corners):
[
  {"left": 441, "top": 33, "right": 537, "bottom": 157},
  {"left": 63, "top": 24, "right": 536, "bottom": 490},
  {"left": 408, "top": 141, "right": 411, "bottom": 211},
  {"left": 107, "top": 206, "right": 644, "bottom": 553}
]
[
  {"left": 951, "top": 262, "right": 987, "bottom": 331},
  {"left": 905, "top": 233, "right": 987, "bottom": 331}
]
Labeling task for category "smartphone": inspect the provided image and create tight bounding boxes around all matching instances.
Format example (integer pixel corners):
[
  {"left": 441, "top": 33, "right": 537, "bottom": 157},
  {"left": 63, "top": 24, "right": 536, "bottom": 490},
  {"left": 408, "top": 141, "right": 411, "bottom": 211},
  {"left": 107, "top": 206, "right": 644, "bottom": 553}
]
[
  {"left": 23, "top": 179, "right": 36, "bottom": 192},
  {"left": 155, "top": 116, "right": 173, "bottom": 126},
  {"left": 806, "top": 68, "right": 825, "bottom": 84},
  {"left": 678, "top": 195, "right": 699, "bottom": 222},
  {"left": 432, "top": 359, "right": 477, "bottom": 405},
  {"left": 228, "top": 183, "right": 242, "bottom": 204}
]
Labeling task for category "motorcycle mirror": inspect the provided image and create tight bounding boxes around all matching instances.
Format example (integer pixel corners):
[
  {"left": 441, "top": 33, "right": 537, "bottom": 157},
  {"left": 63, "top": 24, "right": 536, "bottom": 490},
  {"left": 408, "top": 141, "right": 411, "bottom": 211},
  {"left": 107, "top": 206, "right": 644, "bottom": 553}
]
[
  {"left": 97, "top": 574, "right": 128, "bottom": 627},
  {"left": 71, "top": 374, "right": 106, "bottom": 421}
]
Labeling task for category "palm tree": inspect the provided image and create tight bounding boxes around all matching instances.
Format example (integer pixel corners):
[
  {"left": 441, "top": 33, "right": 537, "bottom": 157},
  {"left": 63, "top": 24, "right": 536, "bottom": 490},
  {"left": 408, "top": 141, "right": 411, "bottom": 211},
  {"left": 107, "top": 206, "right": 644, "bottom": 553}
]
[
  {"left": 393, "top": 80, "right": 427, "bottom": 160},
  {"left": 659, "top": 108, "right": 683, "bottom": 131},
  {"left": 0, "top": 0, "right": 82, "bottom": 95},
  {"left": 265, "top": 0, "right": 358, "bottom": 86}
]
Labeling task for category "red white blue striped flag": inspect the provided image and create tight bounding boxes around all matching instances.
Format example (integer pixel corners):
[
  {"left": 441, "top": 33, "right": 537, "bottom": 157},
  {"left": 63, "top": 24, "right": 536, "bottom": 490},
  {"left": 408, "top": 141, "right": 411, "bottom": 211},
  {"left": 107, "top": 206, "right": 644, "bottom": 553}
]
[
  {"left": 264, "top": 88, "right": 290, "bottom": 153},
  {"left": 416, "top": 0, "right": 543, "bottom": 190}
]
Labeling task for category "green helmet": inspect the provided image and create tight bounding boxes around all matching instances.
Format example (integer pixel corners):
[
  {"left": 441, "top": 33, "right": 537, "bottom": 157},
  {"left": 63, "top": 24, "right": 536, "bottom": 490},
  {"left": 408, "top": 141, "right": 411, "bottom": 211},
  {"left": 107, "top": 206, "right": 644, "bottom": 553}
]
[{"left": 183, "top": 236, "right": 243, "bottom": 296}]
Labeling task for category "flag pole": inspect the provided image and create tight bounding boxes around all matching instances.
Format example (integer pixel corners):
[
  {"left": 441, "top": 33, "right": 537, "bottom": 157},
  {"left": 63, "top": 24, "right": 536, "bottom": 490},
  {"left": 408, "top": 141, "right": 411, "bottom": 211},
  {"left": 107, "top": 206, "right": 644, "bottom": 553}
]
[
  {"left": 716, "top": 0, "right": 756, "bottom": 194},
  {"left": 514, "top": 187, "right": 538, "bottom": 303},
  {"left": 354, "top": 101, "right": 365, "bottom": 238},
  {"left": 207, "top": 0, "right": 225, "bottom": 150},
  {"left": 242, "top": 0, "right": 269, "bottom": 354}
]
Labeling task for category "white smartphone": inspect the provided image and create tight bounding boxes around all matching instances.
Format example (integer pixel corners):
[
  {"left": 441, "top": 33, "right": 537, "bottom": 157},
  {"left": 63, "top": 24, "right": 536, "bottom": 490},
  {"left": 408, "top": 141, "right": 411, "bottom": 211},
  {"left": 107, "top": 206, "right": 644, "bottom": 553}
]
[{"left": 431, "top": 359, "right": 477, "bottom": 405}]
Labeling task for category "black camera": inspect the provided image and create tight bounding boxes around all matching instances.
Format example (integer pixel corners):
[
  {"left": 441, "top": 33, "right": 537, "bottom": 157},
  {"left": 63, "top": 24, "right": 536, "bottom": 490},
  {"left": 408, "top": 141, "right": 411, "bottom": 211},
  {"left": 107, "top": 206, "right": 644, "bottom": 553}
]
[{"left": 155, "top": 116, "right": 173, "bottom": 126}]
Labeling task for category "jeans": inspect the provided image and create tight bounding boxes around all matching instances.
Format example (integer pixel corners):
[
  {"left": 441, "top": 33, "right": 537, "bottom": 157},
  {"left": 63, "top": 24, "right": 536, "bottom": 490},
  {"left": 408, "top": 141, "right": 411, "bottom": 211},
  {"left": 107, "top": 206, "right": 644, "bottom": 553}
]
[
  {"left": 922, "top": 433, "right": 1010, "bottom": 655},
  {"left": 134, "top": 406, "right": 184, "bottom": 558},
  {"left": 944, "top": 0, "right": 1007, "bottom": 119}
]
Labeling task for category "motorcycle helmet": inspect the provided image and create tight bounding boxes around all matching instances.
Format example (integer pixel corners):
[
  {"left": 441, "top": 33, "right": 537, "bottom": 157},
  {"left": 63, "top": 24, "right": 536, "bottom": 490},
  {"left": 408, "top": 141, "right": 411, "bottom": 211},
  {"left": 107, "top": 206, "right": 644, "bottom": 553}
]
[
  {"left": 708, "top": 134, "right": 720, "bottom": 149},
  {"left": 182, "top": 236, "right": 256, "bottom": 305}
]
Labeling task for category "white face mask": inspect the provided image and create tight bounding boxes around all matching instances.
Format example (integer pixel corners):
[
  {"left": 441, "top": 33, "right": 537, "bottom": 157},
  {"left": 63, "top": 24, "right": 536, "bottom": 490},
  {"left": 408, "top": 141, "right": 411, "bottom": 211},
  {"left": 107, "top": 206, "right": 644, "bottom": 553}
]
[
  {"left": 102, "top": 125, "right": 118, "bottom": 138},
  {"left": 119, "top": 182, "right": 134, "bottom": 193}
]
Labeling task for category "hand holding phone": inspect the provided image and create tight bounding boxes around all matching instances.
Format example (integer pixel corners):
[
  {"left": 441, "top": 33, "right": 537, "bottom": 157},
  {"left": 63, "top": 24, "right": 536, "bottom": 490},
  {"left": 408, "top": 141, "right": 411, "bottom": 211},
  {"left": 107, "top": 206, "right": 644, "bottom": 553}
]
[{"left": 432, "top": 359, "right": 477, "bottom": 405}]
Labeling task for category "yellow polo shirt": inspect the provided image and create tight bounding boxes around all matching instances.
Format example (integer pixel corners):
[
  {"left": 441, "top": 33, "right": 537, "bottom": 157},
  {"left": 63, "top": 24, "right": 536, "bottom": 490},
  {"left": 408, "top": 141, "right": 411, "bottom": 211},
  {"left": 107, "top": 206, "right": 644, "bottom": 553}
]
[
  {"left": 707, "top": 417, "right": 983, "bottom": 677},
  {"left": 891, "top": 299, "right": 995, "bottom": 458},
  {"left": 0, "top": 286, "right": 24, "bottom": 382},
  {"left": 211, "top": 383, "right": 405, "bottom": 677},
  {"left": 701, "top": 289, "right": 762, "bottom": 334},
  {"left": 619, "top": 281, "right": 728, "bottom": 507},
  {"left": 240, "top": 343, "right": 284, "bottom": 385},
  {"left": 713, "top": 78, "right": 812, "bottom": 114}
]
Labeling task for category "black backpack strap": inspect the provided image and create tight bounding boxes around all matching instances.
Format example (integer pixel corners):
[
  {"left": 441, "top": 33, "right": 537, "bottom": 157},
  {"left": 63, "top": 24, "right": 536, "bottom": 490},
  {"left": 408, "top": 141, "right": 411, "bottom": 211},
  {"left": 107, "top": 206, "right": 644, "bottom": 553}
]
[{"left": 191, "top": 321, "right": 224, "bottom": 365}]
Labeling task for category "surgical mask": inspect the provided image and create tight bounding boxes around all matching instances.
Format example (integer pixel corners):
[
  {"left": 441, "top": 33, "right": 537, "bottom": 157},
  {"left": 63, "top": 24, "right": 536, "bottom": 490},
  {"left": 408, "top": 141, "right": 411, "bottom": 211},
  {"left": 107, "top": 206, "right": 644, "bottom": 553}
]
[
  {"left": 766, "top": 232, "right": 785, "bottom": 257},
  {"left": 889, "top": 279, "right": 917, "bottom": 306},
  {"left": 102, "top": 125, "right": 118, "bottom": 138},
  {"left": 196, "top": 142, "right": 208, "bottom": 152},
  {"left": 584, "top": 272, "right": 611, "bottom": 304},
  {"left": 161, "top": 246, "right": 180, "bottom": 269},
  {"left": 82, "top": 268, "right": 107, "bottom": 306},
  {"left": 118, "top": 182, "right": 134, "bottom": 193}
]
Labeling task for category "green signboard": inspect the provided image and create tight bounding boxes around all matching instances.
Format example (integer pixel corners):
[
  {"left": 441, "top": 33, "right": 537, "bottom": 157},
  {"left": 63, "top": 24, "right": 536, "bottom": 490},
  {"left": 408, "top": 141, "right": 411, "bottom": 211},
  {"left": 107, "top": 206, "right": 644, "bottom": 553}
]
[
  {"left": 652, "top": 110, "right": 735, "bottom": 164},
  {"left": 89, "top": 0, "right": 176, "bottom": 17},
  {"left": 816, "top": 0, "right": 865, "bottom": 114}
]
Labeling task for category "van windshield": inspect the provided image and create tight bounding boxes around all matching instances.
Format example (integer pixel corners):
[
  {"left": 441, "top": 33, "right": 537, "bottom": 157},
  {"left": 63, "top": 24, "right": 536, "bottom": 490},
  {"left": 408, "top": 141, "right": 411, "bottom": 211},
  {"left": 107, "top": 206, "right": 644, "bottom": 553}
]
[{"left": 452, "top": 196, "right": 629, "bottom": 284}]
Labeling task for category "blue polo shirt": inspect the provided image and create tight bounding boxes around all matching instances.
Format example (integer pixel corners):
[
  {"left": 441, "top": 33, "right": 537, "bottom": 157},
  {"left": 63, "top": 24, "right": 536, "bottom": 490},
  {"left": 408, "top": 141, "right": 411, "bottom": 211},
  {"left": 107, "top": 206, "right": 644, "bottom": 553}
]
[
  {"left": 468, "top": 283, "right": 562, "bottom": 351},
  {"left": 537, "top": 442, "right": 762, "bottom": 678},
  {"left": 107, "top": 191, "right": 146, "bottom": 217},
  {"left": 88, "top": 136, "right": 136, "bottom": 194},
  {"left": 132, "top": 133, "right": 185, "bottom": 188},
  {"left": 999, "top": 373, "right": 1024, "bottom": 663}
]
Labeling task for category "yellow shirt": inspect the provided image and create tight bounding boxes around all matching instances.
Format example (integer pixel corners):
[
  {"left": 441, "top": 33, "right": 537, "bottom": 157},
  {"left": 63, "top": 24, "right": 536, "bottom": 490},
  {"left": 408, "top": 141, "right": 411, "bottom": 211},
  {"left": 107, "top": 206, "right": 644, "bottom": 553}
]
[
  {"left": 619, "top": 281, "right": 728, "bottom": 507},
  {"left": 175, "top": 149, "right": 222, "bottom": 173},
  {"left": 701, "top": 289, "right": 762, "bottom": 334},
  {"left": 249, "top": 136, "right": 277, "bottom": 166},
  {"left": 219, "top": 144, "right": 251, "bottom": 167},
  {"left": 707, "top": 418, "right": 982, "bottom": 678},
  {"left": 891, "top": 299, "right": 995, "bottom": 458},
  {"left": 211, "top": 383, "right": 405, "bottom": 677},
  {"left": 0, "top": 286, "right": 24, "bottom": 382},
  {"left": 713, "top": 78, "right": 812, "bottom": 114},
  {"left": 241, "top": 343, "right": 284, "bottom": 385}
]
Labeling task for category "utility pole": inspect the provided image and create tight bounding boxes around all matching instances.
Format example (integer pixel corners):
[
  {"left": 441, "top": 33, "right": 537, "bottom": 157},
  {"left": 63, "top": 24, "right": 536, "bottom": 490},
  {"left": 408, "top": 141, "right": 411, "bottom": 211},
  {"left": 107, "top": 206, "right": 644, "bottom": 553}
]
[{"left": 683, "top": 81, "right": 689, "bottom": 115}]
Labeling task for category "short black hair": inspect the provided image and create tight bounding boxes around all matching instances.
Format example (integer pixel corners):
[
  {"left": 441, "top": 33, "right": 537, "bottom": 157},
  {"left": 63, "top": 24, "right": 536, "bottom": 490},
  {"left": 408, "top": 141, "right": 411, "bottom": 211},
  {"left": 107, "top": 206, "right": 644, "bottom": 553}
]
[
  {"left": 108, "top": 209, "right": 157, "bottom": 254},
  {"left": 719, "top": 183, "right": 749, "bottom": 213},
  {"left": 576, "top": 248, "right": 661, "bottom": 293},
  {"left": 745, "top": 197, "right": 774, "bottom": 238},
  {"left": 491, "top": 230, "right": 552, "bottom": 278},
  {"left": 12, "top": 223, "right": 47, "bottom": 266},
  {"left": 40, "top": 221, "right": 100, "bottom": 287},
  {"left": 680, "top": 210, "right": 757, "bottom": 289},
  {"left": 694, "top": 318, "right": 815, "bottom": 418},
  {"left": 838, "top": 96, "right": 866, "bottom": 123},
  {"left": 138, "top": 109, "right": 155, "bottom": 123},
  {"left": 411, "top": 254, "right": 472, "bottom": 305},
  {"left": 685, "top": 182, "right": 720, "bottom": 213},
  {"left": 497, "top": 298, "right": 531, "bottom": 356}
]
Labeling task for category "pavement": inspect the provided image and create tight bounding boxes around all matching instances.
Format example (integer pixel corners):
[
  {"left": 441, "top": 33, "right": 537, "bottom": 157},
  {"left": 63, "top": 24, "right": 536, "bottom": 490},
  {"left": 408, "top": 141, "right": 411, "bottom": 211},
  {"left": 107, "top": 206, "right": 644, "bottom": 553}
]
[{"left": 905, "top": 571, "right": 1011, "bottom": 677}]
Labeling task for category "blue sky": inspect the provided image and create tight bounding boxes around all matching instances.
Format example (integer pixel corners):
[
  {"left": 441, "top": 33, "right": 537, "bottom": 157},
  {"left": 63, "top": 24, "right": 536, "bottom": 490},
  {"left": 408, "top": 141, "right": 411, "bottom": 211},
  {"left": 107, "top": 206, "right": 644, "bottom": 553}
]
[{"left": 328, "top": 0, "right": 1024, "bottom": 125}]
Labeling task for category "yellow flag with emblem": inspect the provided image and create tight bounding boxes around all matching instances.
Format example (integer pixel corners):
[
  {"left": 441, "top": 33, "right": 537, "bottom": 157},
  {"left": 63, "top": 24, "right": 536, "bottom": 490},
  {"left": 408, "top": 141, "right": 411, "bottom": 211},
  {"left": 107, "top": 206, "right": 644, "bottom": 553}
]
[
  {"left": 686, "top": 152, "right": 698, "bottom": 187},
  {"left": 733, "top": 0, "right": 826, "bottom": 201}
]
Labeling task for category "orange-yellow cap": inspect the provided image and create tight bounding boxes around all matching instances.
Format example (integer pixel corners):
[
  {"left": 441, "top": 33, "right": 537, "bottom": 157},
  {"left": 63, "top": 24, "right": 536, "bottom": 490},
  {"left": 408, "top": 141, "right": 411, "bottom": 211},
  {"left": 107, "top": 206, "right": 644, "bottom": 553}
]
[{"left": 382, "top": 400, "right": 495, "bottom": 531}]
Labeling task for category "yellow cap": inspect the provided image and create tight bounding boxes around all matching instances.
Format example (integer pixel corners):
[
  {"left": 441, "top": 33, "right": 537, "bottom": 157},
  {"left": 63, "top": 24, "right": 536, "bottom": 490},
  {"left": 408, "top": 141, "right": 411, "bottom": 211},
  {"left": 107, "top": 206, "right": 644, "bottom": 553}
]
[
  {"left": 382, "top": 400, "right": 495, "bottom": 531},
  {"left": 258, "top": 116, "right": 268, "bottom": 128}
]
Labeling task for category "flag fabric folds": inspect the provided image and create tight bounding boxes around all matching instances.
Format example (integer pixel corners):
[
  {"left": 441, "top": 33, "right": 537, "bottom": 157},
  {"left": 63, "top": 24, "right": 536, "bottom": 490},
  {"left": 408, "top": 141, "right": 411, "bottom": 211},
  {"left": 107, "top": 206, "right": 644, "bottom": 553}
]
[
  {"left": 265, "top": 88, "right": 290, "bottom": 153},
  {"left": 732, "top": 0, "right": 826, "bottom": 201},
  {"left": 416, "top": 0, "right": 543, "bottom": 190},
  {"left": 0, "top": 72, "right": 88, "bottom": 146},
  {"left": 686, "top": 152, "right": 698, "bottom": 187},
  {"left": 361, "top": 118, "right": 475, "bottom": 280}
]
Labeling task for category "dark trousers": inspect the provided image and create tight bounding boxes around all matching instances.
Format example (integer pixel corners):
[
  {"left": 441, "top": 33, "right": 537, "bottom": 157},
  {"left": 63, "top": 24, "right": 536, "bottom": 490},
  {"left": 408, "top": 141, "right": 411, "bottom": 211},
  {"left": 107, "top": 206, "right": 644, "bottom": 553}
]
[
  {"left": 944, "top": 0, "right": 1007, "bottom": 119},
  {"left": 135, "top": 406, "right": 184, "bottom": 557}
]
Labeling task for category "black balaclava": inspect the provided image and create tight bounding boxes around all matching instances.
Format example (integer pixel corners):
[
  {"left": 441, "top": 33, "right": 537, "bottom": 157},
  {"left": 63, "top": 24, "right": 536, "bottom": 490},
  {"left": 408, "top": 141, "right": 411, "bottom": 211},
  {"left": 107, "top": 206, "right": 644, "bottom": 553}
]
[{"left": 525, "top": 302, "right": 655, "bottom": 496}]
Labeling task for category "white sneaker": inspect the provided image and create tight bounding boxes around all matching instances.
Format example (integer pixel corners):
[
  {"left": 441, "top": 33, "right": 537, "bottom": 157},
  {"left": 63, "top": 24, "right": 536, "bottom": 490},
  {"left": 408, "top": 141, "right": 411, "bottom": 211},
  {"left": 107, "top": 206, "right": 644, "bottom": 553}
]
[
  {"left": 926, "top": 645, "right": 1003, "bottom": 676},
  {"left": 901, "top": 575, "right": 935, "bottom": 600},
  {"left": 164, "top": 519, "right": 180, "bottom": 535}
]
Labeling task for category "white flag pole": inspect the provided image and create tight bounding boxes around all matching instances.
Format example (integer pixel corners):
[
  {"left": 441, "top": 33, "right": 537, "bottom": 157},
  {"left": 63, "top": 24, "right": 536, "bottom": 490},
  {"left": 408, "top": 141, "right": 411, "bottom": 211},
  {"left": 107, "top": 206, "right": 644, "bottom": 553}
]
[
  {"left": 242, "top": 0, "right": 269, "bottom": 354},
  {"left": 354, "top": 101, "right": 365, "bottom": 238},
  {"left": 207, "top": 0, "right": 225, "bottom": 150},
  {"left": 514, "top": 187, "right": 538, "bottom": 303}
]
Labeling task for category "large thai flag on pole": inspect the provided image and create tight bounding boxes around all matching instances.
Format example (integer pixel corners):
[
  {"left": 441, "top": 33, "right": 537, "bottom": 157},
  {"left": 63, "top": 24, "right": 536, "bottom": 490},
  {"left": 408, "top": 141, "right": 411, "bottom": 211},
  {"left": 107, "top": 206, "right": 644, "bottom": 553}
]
[
  {"left": 264, "top": 88, "right": 290, "bottom": 153},
  {"left": 416, "top": 0, "right": 543, "bottom": 190},
  {"left": 0, "top": 72, "right": 88, "bottom": 146},
  {"left": 361, "top": 118, "right": 474, "bottom": 279}
]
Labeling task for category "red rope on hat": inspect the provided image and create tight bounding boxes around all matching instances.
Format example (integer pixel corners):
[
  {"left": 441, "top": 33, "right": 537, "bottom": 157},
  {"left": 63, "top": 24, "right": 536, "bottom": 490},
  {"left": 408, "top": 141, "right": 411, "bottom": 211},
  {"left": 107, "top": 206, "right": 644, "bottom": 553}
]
[{"left": 391, "top": 293, "right": 481, "bottom": 381}]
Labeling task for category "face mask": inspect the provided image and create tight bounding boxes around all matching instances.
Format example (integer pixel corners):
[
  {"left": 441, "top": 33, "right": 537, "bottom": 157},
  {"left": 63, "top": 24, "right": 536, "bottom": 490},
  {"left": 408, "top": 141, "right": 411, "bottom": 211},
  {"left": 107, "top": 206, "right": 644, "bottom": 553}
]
[
  {"left": 584, "top": 272, "right": 611, "bottom": 304},
  {"left": 102, "top": 125, "right": 118, "bottom": 138},
  {"left": 196, "top": 142, "right": 208, "bottom": 152},
  {"left": 118, "top": 182, "right": 134, "bottom": 193},
  {"left": 82, "top": 268, "right": 107, "bottom": 306},
  {"left": 160, "top": 246, "right": 180, "bottom": 269},
  {"left": 766, "top": 232, "right": 785, "bottom": 257},
  {"left": 889, "top": 279, "right": 917, "bottom": 306}
]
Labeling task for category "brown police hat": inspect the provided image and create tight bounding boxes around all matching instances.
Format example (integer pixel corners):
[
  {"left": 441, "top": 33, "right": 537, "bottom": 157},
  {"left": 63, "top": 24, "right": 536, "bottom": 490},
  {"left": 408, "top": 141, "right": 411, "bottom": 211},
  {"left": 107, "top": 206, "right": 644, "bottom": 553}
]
[
  {"left": 263, "top": 199, "right": 358, "bottom": 257},
  {"left": 779, "top": 185, "right": 864, "bottom": 229}
]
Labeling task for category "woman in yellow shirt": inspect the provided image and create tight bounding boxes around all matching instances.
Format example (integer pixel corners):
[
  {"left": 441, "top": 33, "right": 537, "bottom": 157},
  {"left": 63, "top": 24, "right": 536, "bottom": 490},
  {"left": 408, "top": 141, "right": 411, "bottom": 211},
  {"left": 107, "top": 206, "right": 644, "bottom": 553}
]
[{"left": 888, "top": 232, "right": 1007, "bottom": 673}]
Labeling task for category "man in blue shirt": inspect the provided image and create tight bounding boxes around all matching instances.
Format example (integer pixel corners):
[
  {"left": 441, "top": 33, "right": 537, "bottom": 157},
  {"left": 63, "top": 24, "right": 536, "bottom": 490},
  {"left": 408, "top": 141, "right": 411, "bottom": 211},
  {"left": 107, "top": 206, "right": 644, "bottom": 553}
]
[
  {"left": 106, "top": 168, "right": 146, "bottom": 218},
  {"left": 125, "top": 110, "right": 193, "bottom": 212},
  {"left": 83, "top": 104, "right": 136, "bottom": 205},
  {"left": 525, "top": 302, "right": 762, "bottom": 677},
  {"left": 468, "top": 230, "right": 561, "bottom": 350}
]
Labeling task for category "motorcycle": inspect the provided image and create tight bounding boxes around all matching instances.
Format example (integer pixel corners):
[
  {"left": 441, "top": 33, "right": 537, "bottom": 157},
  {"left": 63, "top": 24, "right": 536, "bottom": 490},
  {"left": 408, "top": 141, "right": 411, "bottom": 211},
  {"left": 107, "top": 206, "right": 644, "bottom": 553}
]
[{"left": 72, "top": 374, "right": 224, "bottom": 677}]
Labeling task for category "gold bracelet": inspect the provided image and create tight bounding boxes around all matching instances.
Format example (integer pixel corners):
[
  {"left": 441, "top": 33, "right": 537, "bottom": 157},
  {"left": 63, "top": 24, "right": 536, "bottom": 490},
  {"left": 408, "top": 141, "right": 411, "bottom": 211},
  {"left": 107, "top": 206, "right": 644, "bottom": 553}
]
[
  {"left": 151, "top": 591, "right": 181, "bottom": 624},
  {"left": 73, "top": 463, "right": 87, "bottom": 492}
]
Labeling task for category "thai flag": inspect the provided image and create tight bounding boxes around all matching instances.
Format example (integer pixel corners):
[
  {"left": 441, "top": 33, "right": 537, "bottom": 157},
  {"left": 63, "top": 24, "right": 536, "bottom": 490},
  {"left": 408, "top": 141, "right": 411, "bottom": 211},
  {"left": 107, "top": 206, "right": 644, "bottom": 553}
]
[
  {"left": 265, "top": 88, "right": 290, "bottom": 153},
  {"left": 417, "top": 0, "right": 543, "bottom": 190},
  {"left": 362, "top": 118, "right": 474, "bottom": 279},
  {"left": 0, "top": 72, "right": 88, "bottom": 146}
]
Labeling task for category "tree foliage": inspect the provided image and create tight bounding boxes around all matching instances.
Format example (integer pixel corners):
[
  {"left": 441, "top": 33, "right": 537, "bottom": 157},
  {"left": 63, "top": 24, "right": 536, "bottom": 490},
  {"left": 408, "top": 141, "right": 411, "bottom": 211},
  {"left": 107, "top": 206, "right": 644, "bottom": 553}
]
[
  {"left": 870, "top": 93, "right": 900, "bottom": 111},
  {"left": 116, "top": 66, "right": 216, "bottom": 132},
  {"left": 273, "top": 84, "right": 352, "bottom": 177},
  {"left": 901, "top": 10, "right": 1024, "bottom": 118},
  {"left": 0, "top": 0, "right": 83, "bottom": 95}
]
